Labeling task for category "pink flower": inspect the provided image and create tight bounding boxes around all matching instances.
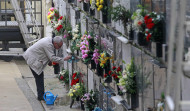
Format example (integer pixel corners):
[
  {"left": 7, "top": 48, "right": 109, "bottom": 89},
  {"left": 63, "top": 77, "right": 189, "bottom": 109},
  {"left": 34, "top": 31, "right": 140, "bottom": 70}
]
[
  {"left": 87, "top": 35, "right": 91, "bottom": 39},
  {"left": 48, "top": 12, "right": 51, "bottom": 15},
  {"left": 64, "top": 35, "right": 67, "bottom": 38},
  {"left": 82, "top": 54, "right": 88, "bottom": 59},
  {"left": 50, "top": 7, "right": 55, "bottom": 11},
  {"left": 82, "top": 50, "right": 85, "bottom": 54}
]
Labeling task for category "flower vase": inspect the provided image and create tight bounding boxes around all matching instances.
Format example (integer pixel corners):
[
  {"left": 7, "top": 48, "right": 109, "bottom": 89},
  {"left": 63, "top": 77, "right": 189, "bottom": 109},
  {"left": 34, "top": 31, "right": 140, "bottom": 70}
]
[
  {"left": 130, "top": 93, "right": 138, "bottom": 109},
  {"left": 81, "top": 100, "right": 85, "bottom": 110},
  {"left": 53, "top": 64, "right": 60, "bottom": 74},
  {"left": 151, "top": 42, "right": 162, "bottom": 57},
  {"left": 129, "top": 29, "right": 134, "bottom": 40},
  {"left": 76, "top": 96, "right": 80, "bottom": 101},
  {"left": 83, "top": 2, "right": 89, "bottom": 12},
  {"left": 104, "top": 61, "right": 110, "bottom": 74},
  {"left": 90, "top": 9, "right": 95, "bottom": 16},
  {"left": 137, "top": 32, "right": 148, "bottom": 46},
  {"left": 105, "top": 76, "right": 112, "bottom": 83},
  {"left": 117, "top": 85, "right": 123, "bottom": 96},
  {"left": 96, "top": 63, "right": 103, "bottom": 77},
  {"left": 65, "top": 83, "right": 69, "bottom": 91},
  {"left": 91, "top": 60, "right": 96, "bottom": 69},
  {"left": 68, "top": 0, "right": 74, "bottom": 3}
]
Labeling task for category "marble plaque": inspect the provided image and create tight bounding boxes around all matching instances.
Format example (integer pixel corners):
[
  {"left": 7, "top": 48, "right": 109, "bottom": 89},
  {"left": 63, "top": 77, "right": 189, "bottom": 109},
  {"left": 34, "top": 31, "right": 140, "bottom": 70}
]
[
  {"left": 122, "top": 43, "right": 131, "bottom": 69},
  {"left": 153, "top": 66, "right": 166, "bottom": 100},
  {"left": 70, "top": 6, "right": 76, "bottom": 29},
  {"left": 115, "top": 37, "right": 122, "bottom": 66},
  {"left": 80, "top": 13, "right": 87, "bottom": 35},
  {"left": 88, "top": 68, "right": 94, "bottom": 91}
]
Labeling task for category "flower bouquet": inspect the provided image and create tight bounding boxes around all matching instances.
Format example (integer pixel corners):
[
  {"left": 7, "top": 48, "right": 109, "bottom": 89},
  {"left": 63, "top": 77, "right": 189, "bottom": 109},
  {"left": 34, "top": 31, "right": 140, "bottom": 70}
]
[
  {"left": 144, "top": 12, "right": 164, "bottom": 57},
  {"left": 68, "top": 82, "right": 86, "bottom": 100},
  {"left": 80, "top": 32, "right": 96, "bottom": 64},
  {"left": 131, "top": 5, "right": 148, "bottom": 46},
  {"left": 98, "top": 52, "right": 110, "bottom": 68},
  {"left": 117, "top": 58, "right": 136, "bottom": 94},
  {"left": 70, "top": 24, "right": 81, "bottom": 54},
  {"left": 71, "top": 72, "right": 83, "bottom": 86},
  {"left": 59, "top": 69, "right": 69, "bottom": 84},
  {"left": 47, "top": 7, "right": 59, "bottom": 27},
  {"left": 53, "top": 16, "right": 66, "bottom": 35},
  {"left": 81, "top": 90, "right": 97, "bottom": 111}
]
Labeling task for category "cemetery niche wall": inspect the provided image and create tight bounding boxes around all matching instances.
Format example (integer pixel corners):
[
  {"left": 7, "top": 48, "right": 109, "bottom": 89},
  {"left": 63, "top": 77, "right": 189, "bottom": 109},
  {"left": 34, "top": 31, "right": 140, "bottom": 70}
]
[{"left": 51, "top": 0, "right": 168, "bottom": 111}]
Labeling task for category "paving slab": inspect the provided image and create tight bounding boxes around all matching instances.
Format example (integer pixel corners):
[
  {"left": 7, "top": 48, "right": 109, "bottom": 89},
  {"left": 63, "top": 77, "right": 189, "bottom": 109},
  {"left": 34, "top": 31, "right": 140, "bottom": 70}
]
[{"left": 0, "top": 60, "right": 33, "bottom": 111}]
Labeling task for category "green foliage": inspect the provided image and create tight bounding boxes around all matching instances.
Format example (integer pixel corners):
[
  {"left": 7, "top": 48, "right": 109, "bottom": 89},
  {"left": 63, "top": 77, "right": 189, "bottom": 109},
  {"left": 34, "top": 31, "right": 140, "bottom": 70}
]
[{"left": 110, "top": 5, "right": 131, "bottom": 26}]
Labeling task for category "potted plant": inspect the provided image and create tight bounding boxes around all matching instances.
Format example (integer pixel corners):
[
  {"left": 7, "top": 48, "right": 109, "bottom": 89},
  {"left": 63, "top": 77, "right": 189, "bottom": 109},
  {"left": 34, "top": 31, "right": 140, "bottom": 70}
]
[
  {"left": 80, "top": 32, "right": 96, "bottom": 64},
  {"left": 68, "top": 82, "right": 86, "bottom": 108},
  {"left": 117, "top": 58, "right": 138, "bottom": 108},
  {"left": 81, "top": 90, "right": 97, "bottom": 111},
  {"left": 52, "top": 62, "right": 60, "bottom": 74},
  {"left": 90, "top": 0, "right": 96, "bottom": 16},
  {"left": 59, "top": 69, "right": 69, "bottom": 90},
  {"left": 96, "top": 0, "right": 111, "bottom": 23},
  {"left": 144, "top": 12, "right": 164, "bottom": 57},
  {"left": 131, "top": 5, "right": 148, "bottom": 46},
  {"left": 110, "top": 5, "right": 132, "bottom": 36},
  {"left": 110, "top": 66, "right": 123, "bottom": 95}
]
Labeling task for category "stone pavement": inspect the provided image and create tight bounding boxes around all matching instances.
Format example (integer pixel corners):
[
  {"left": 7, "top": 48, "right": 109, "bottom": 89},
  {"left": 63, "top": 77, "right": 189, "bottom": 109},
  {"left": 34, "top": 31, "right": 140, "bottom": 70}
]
[
  {"left": 0, "top": 57, "right": 82, "bottom": 111},
  {"left": 0, "top": 60, "right": 33, "bottom": 111},
  {"left": 14, "top": 59, "right": 83, "bottom": 111}
]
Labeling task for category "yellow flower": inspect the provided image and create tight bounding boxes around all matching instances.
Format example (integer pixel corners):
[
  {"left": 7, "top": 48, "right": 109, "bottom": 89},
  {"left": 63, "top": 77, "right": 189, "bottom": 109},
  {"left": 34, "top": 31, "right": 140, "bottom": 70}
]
[
  {"left": 100, "top": 63, "right": 104, "bottom": 67},
  {"left": 97, "top": 8, "right": 101, "bottom": 11},
  {"left": 90, "top": 0, "right": 92, "bottom": 4},
  {"left": 105, "top": 57, "right": 109, "bottom": 61},
  {"left": 96, "top": 0, "right": 100, "bottom": 2},
  {"left": 70, "top": 93, "right": 73, "bottom": 97},
  {"left": 100, "top": 0, "right": 104, "bottom": 4},
  {"left": 48, "top": 19, "right": 51, "bottom": 23},
  {"left": 73, "top": 90, "right": 76, "bottom": 92},
  {"left": 101, "top": 53, "right": 105, "bottom": 58},
  {"left": 101, "top": 60, "right": 106, "bottom": 64},
  {"left": 99, "top": 5, "right": 103, "bottom": 9},
  {"left": 96, "top": 2, "right": 99, "bottom": 7}
]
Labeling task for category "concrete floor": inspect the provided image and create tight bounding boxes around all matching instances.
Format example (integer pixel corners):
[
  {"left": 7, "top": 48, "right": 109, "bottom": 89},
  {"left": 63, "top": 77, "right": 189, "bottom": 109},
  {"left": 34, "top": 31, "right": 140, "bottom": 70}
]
[{"left": 0, "top": 58, "right": 83, "bottom": 111}]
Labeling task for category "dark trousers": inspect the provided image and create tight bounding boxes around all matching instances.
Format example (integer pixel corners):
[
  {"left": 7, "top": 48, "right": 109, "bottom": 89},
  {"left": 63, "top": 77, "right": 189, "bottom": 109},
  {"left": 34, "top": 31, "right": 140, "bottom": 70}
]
[{"left": 30, "top": 68, "right": 44, "bottom": 99}]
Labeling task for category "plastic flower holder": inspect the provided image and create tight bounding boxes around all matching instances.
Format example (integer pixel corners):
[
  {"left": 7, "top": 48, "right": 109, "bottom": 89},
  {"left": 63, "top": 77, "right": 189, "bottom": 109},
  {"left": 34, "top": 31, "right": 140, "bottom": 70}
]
[
  {"left": 53, "top": 64, "right": 60, "bottom": 74},
  {"left": 137, "top": 32, "right": 148, "bottom": 46}
]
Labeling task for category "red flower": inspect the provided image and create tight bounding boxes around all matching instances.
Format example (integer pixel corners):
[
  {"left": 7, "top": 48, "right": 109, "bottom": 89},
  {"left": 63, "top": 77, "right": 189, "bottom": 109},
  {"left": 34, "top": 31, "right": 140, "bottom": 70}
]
[
  {"left": 117, "top": 67, "right": 121, "bottom": 72},
  {"left": 144, "top": 15, "right": 149, "bottom": 21},
  {"left": 138, "top": 21, "right": 142, "bottom": 26},
  {"left": 112, "top": 66, "right": 116, "bottom": 70},
  {"left": 108, "top": 71, "right": 112, "bottom": 75},
  {"left": 56, "top": 25, "right": 63, "bottom": 32},
  {"left": 59, "top": 76, "right": 64, "bottom": 80},
  {"left": 147, "top": 23, "right": 154, "bottom": 29},
  {"left": 146, "top": 33, "right": 151, "bottom": 41},
  {"left": 59, "top": 16, "right": 63, "bottom": 20},
  {"left": 75, "top": 78, "right": 79, "bottom": 83},
  {"left": 72, "top": 73, "right": 77, "bottom": 78},
  {"left": 114, "top": 75, "right": 118, "bottom": 79},
  {"left": 104, "top": 74, "right": 108, "bottom": 78},
  {"left": 52, "top": 62, "right": 58, "bottom": 65}
]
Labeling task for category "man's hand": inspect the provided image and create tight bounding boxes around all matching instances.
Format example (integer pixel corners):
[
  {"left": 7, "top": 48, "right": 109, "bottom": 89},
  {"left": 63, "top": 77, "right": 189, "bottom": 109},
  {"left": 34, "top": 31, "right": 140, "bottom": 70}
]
[{"left": 64, "top": 55, "right": 72, "bottom": 61}]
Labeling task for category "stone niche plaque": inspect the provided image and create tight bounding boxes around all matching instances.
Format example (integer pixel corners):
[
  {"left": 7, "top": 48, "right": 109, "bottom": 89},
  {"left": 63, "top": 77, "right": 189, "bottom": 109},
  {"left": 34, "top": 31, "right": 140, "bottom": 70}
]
[
  {"left": 153, "top": 65, "right": 166, "bottom": 100},
  {"left": 80, "top": 13, "right": 87, "bottom": 35},
  {"left": 141, "top": 53, "right": 154, "bottom": 109},
  {"left": 70, "top": 6, "right": 76, "bottom": 29},
  {"left": 59, "top": 0, "right": 67, "bottom": 16},
  {"left": 88, "top": 68, "right": 94, "bottom": 91},
  {"left": 93, "top": 72, "right": 100, "bottom": 90},
  {"left": 115, "top": 37, "right": 122, "bottom": 66},
  {"left": 122, "top": 42, "right": 131, "bottom": 69}
]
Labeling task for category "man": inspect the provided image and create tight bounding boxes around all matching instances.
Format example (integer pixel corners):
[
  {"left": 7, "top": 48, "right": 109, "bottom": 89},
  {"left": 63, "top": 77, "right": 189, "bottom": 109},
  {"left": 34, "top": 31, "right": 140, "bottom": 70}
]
[{"left": 23, "top": 36, "right": 71, "bottom": 100}]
